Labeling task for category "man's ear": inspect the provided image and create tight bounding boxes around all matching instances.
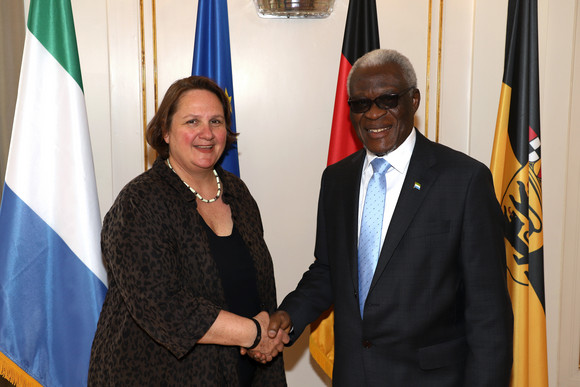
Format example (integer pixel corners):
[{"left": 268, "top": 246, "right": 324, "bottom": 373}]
[{"left": 411, "top": 88, "right": 421, "bottom": 114}]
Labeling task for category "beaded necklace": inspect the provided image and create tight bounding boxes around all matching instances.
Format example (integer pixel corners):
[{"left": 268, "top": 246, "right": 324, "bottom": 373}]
[{"left": 166, "top": 158, "right": 221, "bottom": 203}]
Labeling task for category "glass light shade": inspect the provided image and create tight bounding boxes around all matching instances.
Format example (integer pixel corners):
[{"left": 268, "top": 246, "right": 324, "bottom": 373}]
[{"left": 254, "top": 0, "right": 335, "bottom": 19}]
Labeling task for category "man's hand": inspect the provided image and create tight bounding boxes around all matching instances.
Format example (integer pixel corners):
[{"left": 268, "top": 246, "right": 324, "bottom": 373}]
[
  {"left": 267, "top": 310, "right": 292, "bottom": 338},
  {"left": 240, "top": 311, "right": 290, "bottom": 363}
]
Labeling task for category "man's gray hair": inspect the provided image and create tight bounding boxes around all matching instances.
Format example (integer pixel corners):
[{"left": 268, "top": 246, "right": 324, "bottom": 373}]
[{"left": 347, "top": 49, "right": 417, "bottom": 96}]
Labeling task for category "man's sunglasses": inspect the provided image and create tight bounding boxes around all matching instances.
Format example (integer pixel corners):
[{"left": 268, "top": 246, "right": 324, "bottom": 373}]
[{"left": 348, "top": 86, "right": 415, "bottom": 114}]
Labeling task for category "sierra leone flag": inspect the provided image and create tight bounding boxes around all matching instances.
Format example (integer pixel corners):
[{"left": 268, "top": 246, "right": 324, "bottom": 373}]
[{"left": 0, "top": 0, "right": 107, "bottom": 385}]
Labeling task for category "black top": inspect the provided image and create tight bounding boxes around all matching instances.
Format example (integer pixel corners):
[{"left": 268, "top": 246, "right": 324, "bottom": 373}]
[{"left": 201, "top": 219, "right": 260, "bottom": 386}]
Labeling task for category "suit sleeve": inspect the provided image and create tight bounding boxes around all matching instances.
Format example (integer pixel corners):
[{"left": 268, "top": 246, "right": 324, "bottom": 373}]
[
  {"left": 278, "top": 171, "right": 335, "bottom": 342},
  {"left": 461, "top": 165, "right": 513, "bottom": 386}
]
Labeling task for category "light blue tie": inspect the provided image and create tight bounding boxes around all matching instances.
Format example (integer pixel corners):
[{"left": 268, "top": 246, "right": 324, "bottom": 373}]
[{"left": 358, "top": 158, "right": 389, "bottom": 318}]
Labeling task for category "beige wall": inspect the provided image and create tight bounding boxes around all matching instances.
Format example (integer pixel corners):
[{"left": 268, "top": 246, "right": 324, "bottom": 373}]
[
  {"left": 0, "top": 0, "right": 25, "bottom": 199},
  {"left": 558, "top": 3, "right": 580, "bottom": 386},
  {"left": 3, "top": 0, "right": 579, "bottom": 385}
]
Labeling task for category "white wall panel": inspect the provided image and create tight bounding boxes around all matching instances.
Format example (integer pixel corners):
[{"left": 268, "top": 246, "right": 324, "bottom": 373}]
[
  {"left": 438, "top": 0, "right": 475, "bottom": 154},
  {"left": 470, "top": 0, "right": 508, "bottom": 165},
  {"left": 72, "top": 0, "right": 113, "bottom": 218},
  {"left": 106, "top": 0, "right": 146, "bottom": 203},
  {"left": 557, "top": 0, "right": 580, "bottom": 385}
]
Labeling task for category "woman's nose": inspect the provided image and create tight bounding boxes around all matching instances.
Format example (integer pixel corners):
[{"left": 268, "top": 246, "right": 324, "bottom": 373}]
[{"left": 198, "top": 122, "right": 214, "bottom": 139}]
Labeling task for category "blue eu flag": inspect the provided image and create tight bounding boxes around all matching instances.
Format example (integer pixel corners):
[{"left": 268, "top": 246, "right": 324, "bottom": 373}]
[{"left": 192, "top": 0, "right": 240, "bottom": 176}]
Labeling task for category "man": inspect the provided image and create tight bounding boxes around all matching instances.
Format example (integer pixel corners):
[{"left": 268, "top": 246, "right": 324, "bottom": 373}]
[{"left": 269, "top": 49, "right": 513, "bottom": 386}]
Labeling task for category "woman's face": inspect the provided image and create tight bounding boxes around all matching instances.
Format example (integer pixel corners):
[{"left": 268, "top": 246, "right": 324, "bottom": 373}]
[{"left": 164, "top": 89, "right": 227, "bottom": 173}]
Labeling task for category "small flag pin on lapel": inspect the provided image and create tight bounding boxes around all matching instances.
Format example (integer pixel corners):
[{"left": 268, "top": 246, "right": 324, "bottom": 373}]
[{"left": 413, "top": 182, "right": 421, "bottom": 190}]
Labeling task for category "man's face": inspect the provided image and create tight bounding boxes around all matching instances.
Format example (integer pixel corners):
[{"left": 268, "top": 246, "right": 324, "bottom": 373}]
[{"left": 349, "top": 62, "right": 420, "bottom": 155}]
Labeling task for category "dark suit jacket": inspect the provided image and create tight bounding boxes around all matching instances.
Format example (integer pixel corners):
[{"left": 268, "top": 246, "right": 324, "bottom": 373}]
[{"left": 280, "top": 132, "right": 513, "bottom": 386}]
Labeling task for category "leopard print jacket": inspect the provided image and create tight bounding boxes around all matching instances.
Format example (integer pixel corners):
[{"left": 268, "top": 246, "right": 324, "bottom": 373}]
[{"left": 88, "top": 157, "right": 286, "bottom": 386}]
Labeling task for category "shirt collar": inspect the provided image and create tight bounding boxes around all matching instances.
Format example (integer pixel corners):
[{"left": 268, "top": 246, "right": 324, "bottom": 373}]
[{"left": 363, "top": 128, "right": 417, "bottom": 173}]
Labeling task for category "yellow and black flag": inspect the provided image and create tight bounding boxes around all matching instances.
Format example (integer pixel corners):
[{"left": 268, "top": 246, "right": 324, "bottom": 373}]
[{"left": 490, "top": 0, "right": 548, "bottom": 385}]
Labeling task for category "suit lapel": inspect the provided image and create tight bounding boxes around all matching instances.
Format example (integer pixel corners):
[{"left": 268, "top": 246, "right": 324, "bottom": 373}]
[
  {"left": 369, "top": 133, "right": 439, "bottom": 291},
  {"left": 334, "top": 150, "right": 366, "bottom": 294}
]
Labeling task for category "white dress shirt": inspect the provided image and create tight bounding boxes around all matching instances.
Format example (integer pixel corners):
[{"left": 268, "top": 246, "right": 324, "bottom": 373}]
[{"left": 357, "top": 128, "right": 417, "bottom": 248}]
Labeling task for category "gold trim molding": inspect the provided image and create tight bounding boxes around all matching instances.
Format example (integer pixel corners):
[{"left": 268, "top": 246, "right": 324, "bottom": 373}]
[
  {"left": 140, "top": 0, "right": 159, "bottom": 171},
  {"left": 425, "top": 0, "right": 444, "bottom": 143}
]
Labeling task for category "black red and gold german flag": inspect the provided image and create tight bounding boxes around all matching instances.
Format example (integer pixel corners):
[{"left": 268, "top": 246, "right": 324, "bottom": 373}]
[
  {"left": 309, "top": 0, "right": 379, "bottom": 379},
  {"left": 326, "top": 0, "right": 379, "bottom": 166}
]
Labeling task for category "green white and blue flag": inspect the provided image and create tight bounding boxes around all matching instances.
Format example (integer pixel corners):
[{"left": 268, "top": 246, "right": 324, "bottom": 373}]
[{"left": 0, "top": 0, "right": 107, "bottom": 385}]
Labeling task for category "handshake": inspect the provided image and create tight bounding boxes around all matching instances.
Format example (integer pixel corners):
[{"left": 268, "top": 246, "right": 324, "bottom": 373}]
[{"left": 240, "top": 310, "right": 292, "bottom": 364}]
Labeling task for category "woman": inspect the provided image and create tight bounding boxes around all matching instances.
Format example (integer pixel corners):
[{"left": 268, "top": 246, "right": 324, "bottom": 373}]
[{"left": 88, "top": 76, "right": 287, "bottom": 386}]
